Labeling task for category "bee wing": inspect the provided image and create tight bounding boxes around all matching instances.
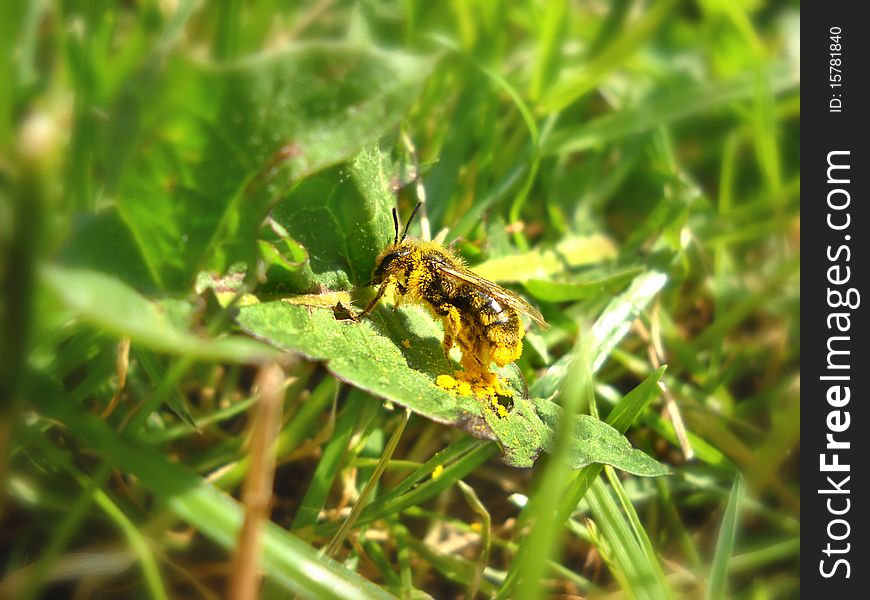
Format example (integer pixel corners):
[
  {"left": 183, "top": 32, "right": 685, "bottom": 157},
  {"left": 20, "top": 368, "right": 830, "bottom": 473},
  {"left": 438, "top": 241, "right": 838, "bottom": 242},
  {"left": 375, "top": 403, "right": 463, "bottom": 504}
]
[{"left": 438, "top": 265, "right": 548, "bottom": 328}]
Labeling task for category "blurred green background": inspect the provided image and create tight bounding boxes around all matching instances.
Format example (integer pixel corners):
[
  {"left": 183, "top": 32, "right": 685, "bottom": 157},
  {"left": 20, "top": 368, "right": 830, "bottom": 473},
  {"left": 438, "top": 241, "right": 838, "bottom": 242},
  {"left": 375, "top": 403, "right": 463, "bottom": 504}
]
[{"left": 1, "top": 1, "right": 799, "bottom": 598}]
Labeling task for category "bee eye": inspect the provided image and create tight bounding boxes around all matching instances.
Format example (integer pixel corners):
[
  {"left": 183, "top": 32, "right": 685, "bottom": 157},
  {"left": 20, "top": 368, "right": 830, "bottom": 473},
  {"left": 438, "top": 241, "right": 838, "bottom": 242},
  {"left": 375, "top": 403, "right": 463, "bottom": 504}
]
[
  {"left": 372, "top": 250, "right": 401, "bottom": 283},
  {"left": 380, "top": 251, "right": 400, "bottom": 270}
]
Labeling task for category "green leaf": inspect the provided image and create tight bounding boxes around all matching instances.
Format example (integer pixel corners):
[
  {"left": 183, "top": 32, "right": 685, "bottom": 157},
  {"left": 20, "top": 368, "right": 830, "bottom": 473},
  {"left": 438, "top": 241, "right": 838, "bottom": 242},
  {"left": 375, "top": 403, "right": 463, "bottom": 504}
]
[
  {"left": 111, "top": 43, "right": 430, "bottom": 291},
  {"left": 471, "top": 234, "right": 617, "bottom": 283},
  {"left": 236, "top": 300, "right": 512, "bottom": 450},
  {"left": 266, "top": 144, "right": 396, "bottom": 293},
  {"left": 41, "top": 265, "right": 279, "bottom": 364},
  {"left": 57, "top": 206, "right": 157, "bottom": 292},
  {"left": 257, "top": 236, "right": 308, "bottom": 275},
  {"left": 533, "top": 405, "right": 668, "bottom": 477},
  {"left": 523, "top": 267, "right": 643, "bottom": 302},
  {"left": 235, "top": 299, "right": 666, "bottom": 475}
]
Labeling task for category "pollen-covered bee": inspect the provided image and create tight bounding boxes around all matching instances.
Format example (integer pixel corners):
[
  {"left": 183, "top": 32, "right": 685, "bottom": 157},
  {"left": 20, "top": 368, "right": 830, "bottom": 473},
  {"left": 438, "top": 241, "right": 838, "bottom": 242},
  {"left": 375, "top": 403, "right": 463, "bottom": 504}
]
[{"left": 358, "top": 203, "right": 546, "bottom": 398}]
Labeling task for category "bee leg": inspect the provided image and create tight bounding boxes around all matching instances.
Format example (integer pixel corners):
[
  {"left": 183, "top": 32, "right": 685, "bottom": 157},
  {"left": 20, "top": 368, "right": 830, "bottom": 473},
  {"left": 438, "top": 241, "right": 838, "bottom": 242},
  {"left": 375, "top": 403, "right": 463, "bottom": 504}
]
[
  {"left": 357, "top": 281, "right": 390, "bottom": 319},
  {"left": 392, "top": 282, "right": 408, "bottom": 311},
  {"left": 460, "top": 348, "right": 486, "bottom": 373},
  {"left": 441, "top": 307, "right": 462, "bottom": 362},
  {"left": 458, "top": 338, "right": 494, "bottom": 384},
  {"left": 442, "top": 336, "right": 453, "bottom": 361}
]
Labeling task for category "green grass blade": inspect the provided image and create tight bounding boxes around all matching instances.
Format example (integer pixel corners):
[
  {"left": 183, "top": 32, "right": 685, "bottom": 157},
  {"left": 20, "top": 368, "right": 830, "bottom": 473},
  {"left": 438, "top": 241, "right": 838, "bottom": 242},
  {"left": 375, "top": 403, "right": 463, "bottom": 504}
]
[
  {"left": 542, "top": 62, "right": 799, "bottom": 156},
  {"left": 706, "top": 476, "right": 745, "bottom": 600},
  {"left": 586, "top": 476, "right": 671, "bottom": 600},
  {"left": 457, "top": 480, "right": 491, "bottom": 600},
  {"left": 536, "top": 0, "right": 679, "bottom": 112},
  {"left": 497, "top": 366, "right": 667, "bottom": 597},
  {"left": 514, "top": 334, "right": 595, "bottom": 600},
  {"left": 32, "top": 386, "right": 396, "bottom": 599},
  {"left": 291, "top": 393, "right": 364, "bottom": 533},
  {"left": 604, "top": 466, "right": 673, "bottom": 598}
]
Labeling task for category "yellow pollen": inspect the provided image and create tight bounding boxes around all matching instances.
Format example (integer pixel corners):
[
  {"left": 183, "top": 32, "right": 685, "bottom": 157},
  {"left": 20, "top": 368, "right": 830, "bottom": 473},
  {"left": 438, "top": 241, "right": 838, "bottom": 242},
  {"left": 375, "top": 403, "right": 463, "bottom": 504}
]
[
  {"left": 436, "top": 367, "right": 513, "bottom": 416},
  {"left": 436, "top": 374, "right": 457, "bottom": 390}
]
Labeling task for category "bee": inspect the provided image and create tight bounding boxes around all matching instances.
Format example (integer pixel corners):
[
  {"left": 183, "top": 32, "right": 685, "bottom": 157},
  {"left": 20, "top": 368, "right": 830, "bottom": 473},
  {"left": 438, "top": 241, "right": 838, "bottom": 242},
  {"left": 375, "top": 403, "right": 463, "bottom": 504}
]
[{"left": 358, "top": 203, "right": 546, "bottom": 392}]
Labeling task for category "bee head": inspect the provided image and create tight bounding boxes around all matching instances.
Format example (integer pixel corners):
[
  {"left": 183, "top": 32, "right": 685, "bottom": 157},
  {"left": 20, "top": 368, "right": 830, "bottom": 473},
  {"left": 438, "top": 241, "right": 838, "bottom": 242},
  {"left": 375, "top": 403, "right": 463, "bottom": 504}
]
[
  {"left": 368, "top": 245, "right": 410, "bottom": 286},
  {"left": 367, "top": 203, "right": 423, "bottom": 286}
]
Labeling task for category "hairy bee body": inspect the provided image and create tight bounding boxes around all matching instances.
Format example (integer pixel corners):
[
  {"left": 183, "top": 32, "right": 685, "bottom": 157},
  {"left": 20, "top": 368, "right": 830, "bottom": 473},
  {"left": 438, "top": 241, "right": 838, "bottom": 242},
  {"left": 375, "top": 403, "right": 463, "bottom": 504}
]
[
  {"left": 360, "top": 204, "right": 546, "bottom": 392},
  {"left": 366, "top": 239, "right": 540, "bottom": 373},
  {"left": 399, "top": 242, "right": 523, "bottom": 369}
]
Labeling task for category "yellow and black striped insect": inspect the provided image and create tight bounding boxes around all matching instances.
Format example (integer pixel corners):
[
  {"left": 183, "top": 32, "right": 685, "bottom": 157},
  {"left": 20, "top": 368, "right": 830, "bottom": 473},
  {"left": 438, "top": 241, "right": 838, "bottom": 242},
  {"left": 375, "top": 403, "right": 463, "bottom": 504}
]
[{"left": 358, "top": 203, "right": 546, "bottom": 391}]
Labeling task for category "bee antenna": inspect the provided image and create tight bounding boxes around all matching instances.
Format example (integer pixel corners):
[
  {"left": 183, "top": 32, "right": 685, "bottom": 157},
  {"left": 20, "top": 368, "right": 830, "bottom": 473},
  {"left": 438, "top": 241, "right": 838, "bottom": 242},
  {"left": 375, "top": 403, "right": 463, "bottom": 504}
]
[
  {"left": 400, "top": 201, "right": 423, "bottom": 243},
  {"left": 392, "top": 208, "right": 400, "bottom": 245}
]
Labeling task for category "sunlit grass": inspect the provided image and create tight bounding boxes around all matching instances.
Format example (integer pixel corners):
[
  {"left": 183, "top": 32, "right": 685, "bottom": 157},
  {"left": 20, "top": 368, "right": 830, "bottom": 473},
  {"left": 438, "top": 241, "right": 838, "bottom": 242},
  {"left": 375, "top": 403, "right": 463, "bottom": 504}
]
[{"left": 1, "top": 1, "right": 799, "bottom": 598}]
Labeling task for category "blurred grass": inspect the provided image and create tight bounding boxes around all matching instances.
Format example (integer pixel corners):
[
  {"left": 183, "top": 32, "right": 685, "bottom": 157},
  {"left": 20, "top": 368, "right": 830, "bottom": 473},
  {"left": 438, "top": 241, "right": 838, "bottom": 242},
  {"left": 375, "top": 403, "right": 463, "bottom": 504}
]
[{"left": 1, "top": 1, "right": 799, "bottom": 599}]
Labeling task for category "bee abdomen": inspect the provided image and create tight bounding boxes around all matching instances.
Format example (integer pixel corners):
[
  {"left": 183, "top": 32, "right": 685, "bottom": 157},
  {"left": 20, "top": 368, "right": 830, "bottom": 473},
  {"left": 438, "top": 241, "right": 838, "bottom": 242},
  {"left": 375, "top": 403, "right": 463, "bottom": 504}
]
[
  {"left": 474, "top": 293, "right": 523, "bottom": 364},
  {"left": 486, "top": 316, "right": 523, "bottom": 366},
  {"left": 480, "top": 297, "right": 511, "bottom": 327},
  {"left": 484, "top": 313, "right": 521, "bottom": 343}
]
